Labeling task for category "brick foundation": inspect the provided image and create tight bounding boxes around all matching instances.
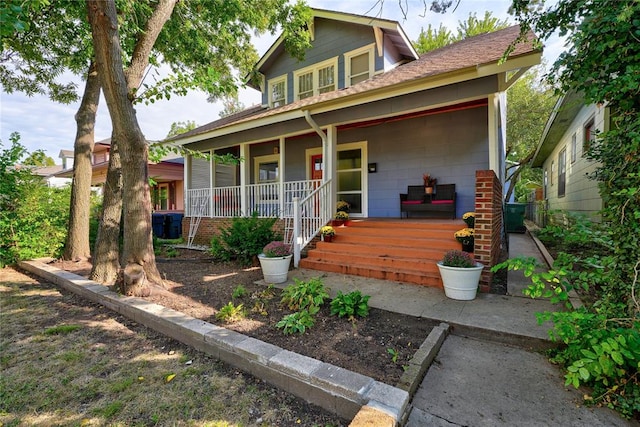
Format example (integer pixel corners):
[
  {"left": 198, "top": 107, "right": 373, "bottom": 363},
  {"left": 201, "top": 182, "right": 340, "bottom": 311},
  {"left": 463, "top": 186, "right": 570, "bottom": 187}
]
[
  {"left": 182, "top": 217, "right": 286, "bottom": 247},
  {"left": 474, "top": 170, "right": 503, "bottom": 292}
]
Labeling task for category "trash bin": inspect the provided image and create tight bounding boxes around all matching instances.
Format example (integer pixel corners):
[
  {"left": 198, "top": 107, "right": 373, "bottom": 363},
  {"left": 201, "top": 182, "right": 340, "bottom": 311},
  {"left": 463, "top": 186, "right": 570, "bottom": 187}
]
[
  {"left": 152, "top": 213, "right": 165, "bottom": 238},
  {"left": 505, "top": 203, "right": 526, "bottom": 233},
  {"left": 164, "top": 213, "right": 184, "bottom": 239}
]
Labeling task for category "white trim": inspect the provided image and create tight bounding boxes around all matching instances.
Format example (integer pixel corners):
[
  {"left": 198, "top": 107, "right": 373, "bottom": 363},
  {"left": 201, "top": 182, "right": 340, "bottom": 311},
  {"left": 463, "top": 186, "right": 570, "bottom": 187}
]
[
  {"left": 254, "top": 154, "right": 280, "bottom": 183},
  {"left": 293, "top": 57, "right": 338, "bottom": 101},
  {"left": 344, "top": 44, "right": 375, "bottom": 87},
  {"left": 336, "top": 141, "right": 368, "bottom": 218},
  {"left": 268, "top": 74, "right": 287, "bottom": 108},
  {"left": 305, "top": 147, "right": 323, "bottom": 179}
]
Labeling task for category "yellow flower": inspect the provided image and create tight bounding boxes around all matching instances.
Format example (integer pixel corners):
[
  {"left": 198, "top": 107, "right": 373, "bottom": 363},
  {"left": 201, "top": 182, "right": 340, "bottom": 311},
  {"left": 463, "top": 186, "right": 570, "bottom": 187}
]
[
  {"left": 454, "top": 228, "right": 474, "bottom": 238},
  {"left": 462, "top": 212, "right": 475, "bottom": 219},
  {"left": 321, "top": 226, "right": 335, "bottom": 236}
]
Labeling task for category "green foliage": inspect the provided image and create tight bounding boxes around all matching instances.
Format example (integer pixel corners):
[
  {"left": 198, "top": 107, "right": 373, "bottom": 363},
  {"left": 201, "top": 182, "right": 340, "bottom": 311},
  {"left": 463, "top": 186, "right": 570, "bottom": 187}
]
[
  {"left": 280, "top": 277, "right": 329, "bottom": 312},
  {"left": 540, "top": 311, "right": 640, "bottom": 420},
  {"left": 0, "top": 135, "right": 71, "bottom": 266},
  {"left": 209, "top": 214, "right": 280, "bottom": 266},
  {"left": 165, "top": 120, "right": 197, "bottom": 138},
  {"left": 330, "top": 290, "right": 370, "bottom": 319},
  {"left": 275, "top": 309, "right": 316, "bottom": 335},
  {"left": 413, "top": 11, "right": 510, "bottom": 54},
  {"left": 232, "top": 285, "right": 247, "bottom": 299},
  {"left": 387, "top": 348, "right": 399, "bottom": 364},
  {"left": 215, "top": 302, "right": 245, "bottom": 323},
  {"left": 492, "top": 215, "right": 640, "bottom": 418}
]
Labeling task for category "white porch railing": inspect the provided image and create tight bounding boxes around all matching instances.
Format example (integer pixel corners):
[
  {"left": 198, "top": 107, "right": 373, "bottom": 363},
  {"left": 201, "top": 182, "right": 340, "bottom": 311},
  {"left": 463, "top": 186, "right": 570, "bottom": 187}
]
[
  {"left": 185, "top": 180, "right": 328, "bottom": 256},
  {"left": 292, "top": 180, "right": 332, "bottom": 267}
]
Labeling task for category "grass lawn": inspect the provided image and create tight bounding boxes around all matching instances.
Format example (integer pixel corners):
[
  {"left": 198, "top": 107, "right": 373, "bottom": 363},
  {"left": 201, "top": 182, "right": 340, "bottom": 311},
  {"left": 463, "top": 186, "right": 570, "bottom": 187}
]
[{"left": 0, "top": 267, "right": 343, "bottom": 426}]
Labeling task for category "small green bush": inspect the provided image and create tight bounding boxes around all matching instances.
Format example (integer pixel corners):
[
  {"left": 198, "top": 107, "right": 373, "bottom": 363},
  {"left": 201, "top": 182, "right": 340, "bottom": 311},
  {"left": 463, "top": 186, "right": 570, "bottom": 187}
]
[
  {"left": 215, "top": 302, "right": 245, "bottom": 323},
  {"left": 232, "top": 285, "right": 247, "bottom": 299},
  {"left": 276, "top": 309, "right": 316, "bottom": 335},
  {"left": 330, "top": 290, "right": 370, "bottom": 319},
  {"left": 280, "top": 277, "right": 329, "bottom": 311},
  {"left": 210, "top": 213, "right": 280, "bottom": 266}
]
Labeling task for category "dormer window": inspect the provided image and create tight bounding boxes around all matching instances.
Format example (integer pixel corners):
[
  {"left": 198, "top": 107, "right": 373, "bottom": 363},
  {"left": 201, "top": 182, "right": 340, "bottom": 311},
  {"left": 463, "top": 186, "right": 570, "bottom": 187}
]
[
  {"left": 345, "top": 44, "right": 375, "bottom": 86},
  {"left": 294, "top": 57, "right": 337, "bottom": 100},
  {"left": 268, "top": 74, "right": 287, "bottom": 108}
]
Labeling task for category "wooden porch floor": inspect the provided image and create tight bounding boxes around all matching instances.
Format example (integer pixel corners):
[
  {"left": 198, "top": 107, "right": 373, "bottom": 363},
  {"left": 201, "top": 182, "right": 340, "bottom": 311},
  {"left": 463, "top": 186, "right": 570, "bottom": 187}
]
[{"left": 299, "top": 218, "right": 466, "bottom": 288}]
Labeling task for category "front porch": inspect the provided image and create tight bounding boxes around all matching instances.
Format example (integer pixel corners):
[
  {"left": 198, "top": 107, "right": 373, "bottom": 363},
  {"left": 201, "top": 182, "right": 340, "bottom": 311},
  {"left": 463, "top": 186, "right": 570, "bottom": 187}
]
[{"left": 183, "top": 170, "right": 504, "bottom": 292}]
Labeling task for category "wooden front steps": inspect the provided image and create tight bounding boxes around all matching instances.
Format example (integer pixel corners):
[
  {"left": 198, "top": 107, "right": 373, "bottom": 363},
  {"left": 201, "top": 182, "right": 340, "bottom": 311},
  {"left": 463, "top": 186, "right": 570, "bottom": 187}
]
[{"left": 299, "top": 219, "right": 465, "bottom": 288}]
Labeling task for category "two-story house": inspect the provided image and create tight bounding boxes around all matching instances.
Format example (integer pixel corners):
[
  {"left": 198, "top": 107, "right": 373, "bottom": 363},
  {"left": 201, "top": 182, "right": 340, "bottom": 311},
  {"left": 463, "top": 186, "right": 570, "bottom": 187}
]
[
  {"left": 532, "top": 90, "right": 608, "bottom": 224},
  {"left": 168, "top": 9, "right": 540, "bottom": 282}
]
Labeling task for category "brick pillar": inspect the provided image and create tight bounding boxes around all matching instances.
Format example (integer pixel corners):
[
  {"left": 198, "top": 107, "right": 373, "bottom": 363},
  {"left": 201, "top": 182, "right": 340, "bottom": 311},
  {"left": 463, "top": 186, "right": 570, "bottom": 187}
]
[{"left": 475, "top": 170, "right": 503, "bottom": 292}]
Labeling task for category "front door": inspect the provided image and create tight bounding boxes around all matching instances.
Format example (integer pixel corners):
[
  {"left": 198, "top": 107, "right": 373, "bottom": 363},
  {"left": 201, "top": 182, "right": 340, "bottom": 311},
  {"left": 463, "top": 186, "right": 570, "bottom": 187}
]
[
  {"left": 306, "top": 142, "right": 367, "bottom": 217},
  {"left": 310, "top": 154, "right": 323, "bottom": 180}
]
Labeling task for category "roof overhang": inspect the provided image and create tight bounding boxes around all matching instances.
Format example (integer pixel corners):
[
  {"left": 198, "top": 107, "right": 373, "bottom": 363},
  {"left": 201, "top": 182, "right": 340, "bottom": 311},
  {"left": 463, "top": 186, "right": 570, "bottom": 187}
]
[{"left": 532, "top": 90, "right": 583, "bottom": 167}]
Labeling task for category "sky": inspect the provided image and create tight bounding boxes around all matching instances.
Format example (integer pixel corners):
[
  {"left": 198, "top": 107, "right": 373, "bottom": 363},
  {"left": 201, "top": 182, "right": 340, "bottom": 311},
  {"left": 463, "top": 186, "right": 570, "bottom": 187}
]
[{"left": 0, "top": 0, "right": 563, "bottom": 162}]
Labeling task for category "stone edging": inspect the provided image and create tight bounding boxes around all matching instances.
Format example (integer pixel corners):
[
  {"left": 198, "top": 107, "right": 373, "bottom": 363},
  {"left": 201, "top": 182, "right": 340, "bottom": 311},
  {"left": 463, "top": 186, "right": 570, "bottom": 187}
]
[{"left": 19, "top": 259, "right": 445, "bottom": 426}]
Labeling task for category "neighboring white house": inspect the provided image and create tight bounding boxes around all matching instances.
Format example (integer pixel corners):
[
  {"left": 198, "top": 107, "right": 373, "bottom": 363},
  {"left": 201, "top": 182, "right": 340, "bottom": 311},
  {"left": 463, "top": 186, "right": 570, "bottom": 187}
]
[{"left": 532, "top": 90, "right": 609, "bottom": 221}]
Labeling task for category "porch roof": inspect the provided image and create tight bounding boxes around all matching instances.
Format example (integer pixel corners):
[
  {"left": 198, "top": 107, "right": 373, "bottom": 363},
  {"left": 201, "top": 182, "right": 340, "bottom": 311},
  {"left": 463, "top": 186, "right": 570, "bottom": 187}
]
[{"left": 168, "top": 25, "right": 539, "bottom": 145}]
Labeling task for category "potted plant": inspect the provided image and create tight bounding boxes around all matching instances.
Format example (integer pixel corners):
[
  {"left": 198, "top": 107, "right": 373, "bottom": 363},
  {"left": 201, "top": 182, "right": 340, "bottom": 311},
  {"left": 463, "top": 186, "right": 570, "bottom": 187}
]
[
  {"left": 321, "top": 225, "right": 335, "bottom": 242},
  {"left": 436, "top": 250, "right": 484, "bottom": 300},
  {"left": 423, "top": 174, "right": 437, "bottom": 194},
  {"left": 336, "top": 200, "right": 350, "bottom": 213},
  {"left": 332, "top": 210, "right": 349, "bottom": 226},
  {"left": 462, "top": 211, "right": 475, "bottom": 228},
  {"left": 454, "top": 227, "right": 474, "bottom": 253},
  {"left": 257, "top": 241, "right": 292, "bottom": 284}
]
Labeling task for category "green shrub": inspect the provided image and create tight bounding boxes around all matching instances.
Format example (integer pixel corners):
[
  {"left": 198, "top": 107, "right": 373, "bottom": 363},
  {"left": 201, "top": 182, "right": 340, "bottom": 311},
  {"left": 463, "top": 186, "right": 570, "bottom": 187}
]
[
  {"left": 210, "top": 213, "right": 280, "bottom": 266},
  {"left": 330, "top": 290, "right": 370, "bottom": 319},
  {"left": 280, "top": 277, "right": 329, "bottom": 311},
  {"left": 215, "top": 302, "right": 245, "bottom": 323},
  {"left": 0, "top": 138, "right": 71, "bottom": 266},
  {"left": 276, "top": 310, "right": 316, "bottom": 335},
  {"left": 232, "top": 285, "right": 247, "bottom": 299}
]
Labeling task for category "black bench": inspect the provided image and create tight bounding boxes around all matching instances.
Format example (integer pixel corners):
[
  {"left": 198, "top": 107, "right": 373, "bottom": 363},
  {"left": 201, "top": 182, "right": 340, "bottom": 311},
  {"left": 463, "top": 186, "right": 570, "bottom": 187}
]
[{"left": 400, "top": 184, "right": 456, "bottom": 219}]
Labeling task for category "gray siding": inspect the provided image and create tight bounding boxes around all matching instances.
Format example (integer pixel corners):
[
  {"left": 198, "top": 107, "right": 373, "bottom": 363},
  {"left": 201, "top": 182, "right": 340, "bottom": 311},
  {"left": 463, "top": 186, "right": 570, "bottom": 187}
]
[
  {"left": 262, "top": 18, "right": 378, "bottom": 105},
  {"left": 339, "top": 106, "right": 488, "bottom": 218}
]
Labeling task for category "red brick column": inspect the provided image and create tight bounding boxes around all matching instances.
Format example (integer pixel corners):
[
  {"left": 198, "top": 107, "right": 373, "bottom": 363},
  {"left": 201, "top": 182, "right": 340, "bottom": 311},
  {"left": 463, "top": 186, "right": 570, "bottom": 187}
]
[{"left": 474, "top": 170, "right": 503, "bottom": 292}]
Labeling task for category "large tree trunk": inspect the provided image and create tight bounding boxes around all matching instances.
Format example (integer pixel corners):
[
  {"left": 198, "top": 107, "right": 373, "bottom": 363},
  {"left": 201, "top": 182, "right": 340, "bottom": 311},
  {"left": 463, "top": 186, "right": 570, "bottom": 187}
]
[
  {"left": 89, "top": 139, "right": 122, "bottom": 285},
  {"left": 87, "top": 0, "right": 166, "bottom": 294},
  {"left": 87, "top": 0, "right": 176, "bottom": 291},
  {"left": 63, "top": 62, "right": 100, "bottom": 261}
]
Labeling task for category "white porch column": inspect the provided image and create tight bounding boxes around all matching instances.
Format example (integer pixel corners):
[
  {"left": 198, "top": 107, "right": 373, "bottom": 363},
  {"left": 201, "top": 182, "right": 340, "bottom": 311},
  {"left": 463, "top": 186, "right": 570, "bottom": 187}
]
[
  {"left": 209, "top": 149, "right": 214, "bottom": 217},
  {"left": 240, "top": 143, "right": 249, "bottom": 216},
  {"left": 326, "top": 125, "right": 337, "bottom": 218},
  {"left": 279, "top": 136, "right": 285, "bottom": 215},
  {"left": 184, "top": 154, "right": 191, "bottom": 216},
  {"left": 487, "top": 93, "right": 502, "bottom": 181}
]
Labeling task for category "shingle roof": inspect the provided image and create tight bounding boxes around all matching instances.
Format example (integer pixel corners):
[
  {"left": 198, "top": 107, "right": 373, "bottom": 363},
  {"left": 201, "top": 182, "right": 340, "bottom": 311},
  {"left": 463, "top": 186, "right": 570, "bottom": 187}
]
[{"left": 169, "top": 25, "right": 538, "bottom": 142}]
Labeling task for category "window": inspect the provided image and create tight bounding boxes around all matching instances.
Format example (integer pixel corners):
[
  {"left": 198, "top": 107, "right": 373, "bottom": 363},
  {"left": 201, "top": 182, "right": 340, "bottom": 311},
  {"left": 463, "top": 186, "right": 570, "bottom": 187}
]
[
  {"left": 550, "top": 160, "right": 554, "bottom": 185},
  {"left": 293, "top": 57, "right": 337, "bottom": 100},
  {"left": 345, "top": 45, "right": 374, "bottom": 86},
  {"left": 254, "top": 154, "right": 279, "bottom": 183},
  {"left": 583, "top": 117, "right": 595, "bottom": 157},
  {"left": 570, "top": 133, "right": 577, "bottom": 163},
  {"left": 558, "top": 148, "right": 566, "bottom": 198},
  {"left": 268, "top": 75, "right": 287, "bottom": 108}
]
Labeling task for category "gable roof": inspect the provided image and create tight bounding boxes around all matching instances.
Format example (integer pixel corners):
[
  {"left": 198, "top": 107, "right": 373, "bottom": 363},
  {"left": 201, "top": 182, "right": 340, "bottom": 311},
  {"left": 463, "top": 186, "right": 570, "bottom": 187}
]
[
  {"left": 252, "top": 8, "right": 419, "bottom": 79},
  {"left": 532, "top": 90, "right": 583, "bottom": 167},
  {"left": 169, "top": 25, "right": 539, "bottom": 144}
]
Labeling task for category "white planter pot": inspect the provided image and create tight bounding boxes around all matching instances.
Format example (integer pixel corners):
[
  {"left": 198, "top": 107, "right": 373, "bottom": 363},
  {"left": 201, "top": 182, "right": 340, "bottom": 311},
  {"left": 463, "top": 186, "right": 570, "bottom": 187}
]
[
  {"left": 436, "top": 262, "right": 484, "bottom": 300},
  {"left": 258, "top": 254, "right": 292, "bottom": 284}
]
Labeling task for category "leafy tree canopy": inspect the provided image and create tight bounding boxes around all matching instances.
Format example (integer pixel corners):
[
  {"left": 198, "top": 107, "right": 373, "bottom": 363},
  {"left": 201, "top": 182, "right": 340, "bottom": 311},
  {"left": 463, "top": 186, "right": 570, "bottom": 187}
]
[
  {"left": 166, "top": 121, "right": 198, "bottom": 138},
  {"left": 414, "top": 11, "right": 510, "bottom": 54},
  {"left": 23, "top": 150, "right": 55, "bottom": 166}
]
